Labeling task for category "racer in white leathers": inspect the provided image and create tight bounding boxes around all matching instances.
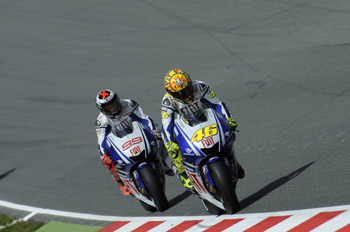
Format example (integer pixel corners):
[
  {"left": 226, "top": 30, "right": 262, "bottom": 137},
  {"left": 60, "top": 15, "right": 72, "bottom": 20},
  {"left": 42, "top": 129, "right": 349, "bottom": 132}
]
[
  {"left": 161, "top": 69, "right": 245, "bottom": 191},
  {"left": 95, "top": 89, "right": 173, "bottom": 196}
]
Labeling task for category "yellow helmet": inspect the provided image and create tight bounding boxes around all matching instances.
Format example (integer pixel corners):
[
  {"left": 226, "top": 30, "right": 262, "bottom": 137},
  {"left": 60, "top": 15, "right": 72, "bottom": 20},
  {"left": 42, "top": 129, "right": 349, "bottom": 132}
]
[{"left": 164, "top": 69, "right": 194, "bottom": 103}]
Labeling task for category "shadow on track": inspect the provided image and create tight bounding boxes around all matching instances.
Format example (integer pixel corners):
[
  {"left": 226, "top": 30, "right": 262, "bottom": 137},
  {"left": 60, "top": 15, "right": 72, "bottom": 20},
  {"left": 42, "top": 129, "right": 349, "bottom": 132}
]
[
  {"left": 168, "top": 190, "right": 193, "bottom": 208},
  {"left": 0, "top": 169, "right": 16, "bottom": 180},
  {"left": 239, "top": 161, "right": 315, "bottom": 211}
]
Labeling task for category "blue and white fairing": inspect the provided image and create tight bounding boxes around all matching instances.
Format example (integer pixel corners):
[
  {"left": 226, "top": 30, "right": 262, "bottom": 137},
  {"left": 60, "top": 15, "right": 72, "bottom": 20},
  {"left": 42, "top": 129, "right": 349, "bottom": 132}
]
[
  {"left": 105, "top": 121, "right": 163, "bottom": 207},
  {"left": 106, "top": 121, "right": 157, "bottom": 173},
  {"left": 174, "top": 108, "right": 237, "bottom": 210},
  {"left": 174, "top": 108, "right": 235, "bottom": 166}
]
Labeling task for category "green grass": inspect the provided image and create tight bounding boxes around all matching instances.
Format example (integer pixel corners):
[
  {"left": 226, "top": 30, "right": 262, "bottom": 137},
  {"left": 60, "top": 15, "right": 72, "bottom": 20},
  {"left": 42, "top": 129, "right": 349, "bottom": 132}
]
[
  {"left": 0, "top": 214, "right": 13, "bottom": 226},
  {"left": 0, "top": 214, "right": 44, "bottom": 232},
  {"left": 0, "top": 214, "right": 103, "bottom": 232},
  {"left": 0, "top": 221, "right": 44, "bottom": 232}
]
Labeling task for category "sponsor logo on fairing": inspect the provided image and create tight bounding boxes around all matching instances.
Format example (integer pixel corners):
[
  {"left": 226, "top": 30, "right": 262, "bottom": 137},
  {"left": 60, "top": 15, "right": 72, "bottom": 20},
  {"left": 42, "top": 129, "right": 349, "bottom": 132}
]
[
  {"left": 202, "top": 137, "right": 215, "bottom": 148},
  {"left": 187, "top": 172, "right": 207, "bottom": 194},
  {"left": 122, "top": 137, "right": 143, "bottom": 151},
  {"left": 130, "top": 146, "right": 142, "bottom": 156},
  {"left": 183, "top": 148, "right": 194, "bottom": 156},
  {"left": 202, "top": 165, "right": 208, "bottom": 174}
]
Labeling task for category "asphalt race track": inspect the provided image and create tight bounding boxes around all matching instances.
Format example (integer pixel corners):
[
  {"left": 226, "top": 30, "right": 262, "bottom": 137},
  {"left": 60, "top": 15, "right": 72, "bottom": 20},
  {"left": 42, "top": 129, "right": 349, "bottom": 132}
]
[{"left": 0, "top": 0, "right": 350, "bottom": 222}]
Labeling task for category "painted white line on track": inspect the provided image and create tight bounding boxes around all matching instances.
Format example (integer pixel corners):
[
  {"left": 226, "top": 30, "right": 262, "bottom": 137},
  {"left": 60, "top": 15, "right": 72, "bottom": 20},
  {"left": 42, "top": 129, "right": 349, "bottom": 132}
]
[
  {"left": 1, "top": 200, "right": 349, "bottom": 226},
  {"left": 0, "top": 200, "right": 126, "bottom": 221},
  {"left": 23, "top": 211, "right": 37, "bottom": 221}
]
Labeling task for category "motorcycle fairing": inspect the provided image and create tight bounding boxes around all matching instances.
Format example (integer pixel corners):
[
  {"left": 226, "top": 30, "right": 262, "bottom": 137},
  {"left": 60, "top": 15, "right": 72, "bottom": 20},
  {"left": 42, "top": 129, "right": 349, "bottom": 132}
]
[
  {"left": 174, "top": 108, "right": 236, "bottom": 210},
  {"left": 174, "top": 109, "right": 231, "bottom": 166},
  {"left": 105, "top": 121, "right": 160, "bottom": 207}
]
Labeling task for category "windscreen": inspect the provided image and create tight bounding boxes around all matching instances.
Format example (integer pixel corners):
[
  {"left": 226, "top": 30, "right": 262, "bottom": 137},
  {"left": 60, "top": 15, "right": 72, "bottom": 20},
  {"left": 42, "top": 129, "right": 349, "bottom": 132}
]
[
  {"left": 182, "top": 108, "right": 208, "bottom": 126},
  {"left": 113, "top": 120, "right": 134, "bottom": 138}
]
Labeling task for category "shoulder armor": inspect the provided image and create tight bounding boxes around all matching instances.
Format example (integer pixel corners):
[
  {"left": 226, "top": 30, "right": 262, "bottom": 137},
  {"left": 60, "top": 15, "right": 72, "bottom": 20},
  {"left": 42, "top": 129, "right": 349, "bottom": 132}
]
[
  {"left": 131, "top": 100, "right": 138, "bottom": 107},
  {"left": 199, "top": 83, "right": 208, "bottom": 92},
  {"left": 95, "top": 119, "right": 101, "bottom": 127},
  {"left": 96, "top": 113, "right": 108, "bottom": 126},
  {"left": 193, "top": 80, "right": 209, "bottom": 92},
  {"left": 162, "top": 97, "right": 171, "bottom": 106}
]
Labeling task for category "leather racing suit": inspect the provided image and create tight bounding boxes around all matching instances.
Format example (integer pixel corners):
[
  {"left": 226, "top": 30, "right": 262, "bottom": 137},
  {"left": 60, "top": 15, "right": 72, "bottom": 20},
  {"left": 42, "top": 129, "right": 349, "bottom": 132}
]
[
  {"left": 161, "top": 80, "right": 232, "bottom": 144},
  {"left": 95, "top": 99, "right": 156, "bottom": 158}
]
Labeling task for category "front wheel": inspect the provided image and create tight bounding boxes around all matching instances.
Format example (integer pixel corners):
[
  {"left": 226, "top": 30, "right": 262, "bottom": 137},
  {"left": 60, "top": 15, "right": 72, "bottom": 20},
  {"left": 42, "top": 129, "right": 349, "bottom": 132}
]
[
  {"left": 201, "top": 199, "right": 224, "bottom": 215},
  {"left": 139, "top": 165, "right": 169, "bottom": 211},
  {"left": 209, "top": 160, "right": 240, "bottom": 214},
  {"left": 139, "top": 200, "right": 157, "bottom": 212}
]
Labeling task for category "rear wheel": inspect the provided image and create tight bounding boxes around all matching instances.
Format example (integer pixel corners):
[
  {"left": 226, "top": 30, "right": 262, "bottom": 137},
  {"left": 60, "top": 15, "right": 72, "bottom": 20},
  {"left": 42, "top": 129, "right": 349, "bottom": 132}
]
[
  {"left": 139, "top": 165, "right": 169, "bottom": 211},
  {"left": 209, "top": 160, "right": 239, "bottom": 214}
]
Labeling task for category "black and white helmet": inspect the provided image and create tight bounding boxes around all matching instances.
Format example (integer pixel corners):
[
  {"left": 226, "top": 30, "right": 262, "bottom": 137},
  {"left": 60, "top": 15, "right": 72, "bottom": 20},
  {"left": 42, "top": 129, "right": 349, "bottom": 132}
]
[{"left": 96, "top": 89, "right": 122, "bottom": 116}]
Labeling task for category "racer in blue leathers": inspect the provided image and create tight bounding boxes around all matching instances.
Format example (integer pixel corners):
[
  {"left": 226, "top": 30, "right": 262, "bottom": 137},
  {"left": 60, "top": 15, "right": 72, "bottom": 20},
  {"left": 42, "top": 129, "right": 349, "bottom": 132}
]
[
  {"left": 161, "top": 69, "right": 245, "bottom": 191},
  {"left": 95, "top": 89, "right": 173, "bottom": 195}
]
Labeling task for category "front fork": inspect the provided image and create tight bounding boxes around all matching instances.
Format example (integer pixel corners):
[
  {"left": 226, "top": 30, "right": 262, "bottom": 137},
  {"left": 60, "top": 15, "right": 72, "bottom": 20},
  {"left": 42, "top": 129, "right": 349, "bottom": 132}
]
[
  {"left": 202, "top": 156, "right": 238, "bottom": 195},
  {"left": 132, "top": 159, "right": 166, "bottom": 197}
]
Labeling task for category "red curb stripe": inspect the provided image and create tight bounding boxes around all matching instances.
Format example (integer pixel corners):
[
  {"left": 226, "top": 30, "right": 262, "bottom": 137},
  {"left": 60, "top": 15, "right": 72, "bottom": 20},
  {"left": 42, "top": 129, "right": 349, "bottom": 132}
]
[
  {"left": 203, "top": 219, "right": 244, "bottom": 232},
  {"left": 131, "top": 221, "right": 165, "bottom": 232},
  {"left": 288, "top": 210, "right": 346, "bottom": 232},
  {"left": 167, "top": 220, "right": 203, "bottom": 232},
  {"left": 98, "top": 221, "right": 130, "bottom": 232},
  {"left": 336, "top": 224, "right": 350, "bottom": 232},
  {"left": 244, "top": 215, "right": 291, "bottom": 232}
]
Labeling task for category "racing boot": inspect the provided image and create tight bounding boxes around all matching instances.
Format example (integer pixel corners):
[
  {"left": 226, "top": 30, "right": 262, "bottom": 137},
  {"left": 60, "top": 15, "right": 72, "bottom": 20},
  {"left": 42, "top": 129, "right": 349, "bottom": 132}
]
[
  {"left": 110, "top": 168, "right": 131, "bottom": 196},
  {"left": 166, "top": 141, "right": 194, "bottom": 190},
  {"left": 171, "top": 161, "right": 195, "bottom": 191}
]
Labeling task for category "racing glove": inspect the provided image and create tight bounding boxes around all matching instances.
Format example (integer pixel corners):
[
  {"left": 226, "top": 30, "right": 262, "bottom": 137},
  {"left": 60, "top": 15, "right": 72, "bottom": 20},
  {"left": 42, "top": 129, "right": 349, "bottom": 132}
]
[
  {"left": 101, "top": 154, "right": 114, "bottom": 170},
  {"left": 226, "top": 117, "right": 237, "bottom": 132},
  {"left": 165, "top": 141, "right": 180, "bottom": 160}
]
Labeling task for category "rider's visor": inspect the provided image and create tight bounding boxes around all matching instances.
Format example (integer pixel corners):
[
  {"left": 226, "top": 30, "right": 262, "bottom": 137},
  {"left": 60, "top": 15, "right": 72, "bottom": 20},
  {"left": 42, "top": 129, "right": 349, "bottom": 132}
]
[
  {"left": 101, "top": 96, "right": 122, "bottom": 116},
  {"left": 170, "top": 83, "right": 194, "bottom": 103}
]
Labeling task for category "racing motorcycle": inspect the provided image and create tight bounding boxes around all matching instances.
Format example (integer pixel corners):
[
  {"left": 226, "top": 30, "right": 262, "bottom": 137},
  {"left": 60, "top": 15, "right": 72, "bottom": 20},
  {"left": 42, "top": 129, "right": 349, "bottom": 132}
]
[
  {"left": 106, "top": 120, "right": 169, "bottom": 212},
  {"left": 174, "top": 107, "right": 240, "bottom": 214}
]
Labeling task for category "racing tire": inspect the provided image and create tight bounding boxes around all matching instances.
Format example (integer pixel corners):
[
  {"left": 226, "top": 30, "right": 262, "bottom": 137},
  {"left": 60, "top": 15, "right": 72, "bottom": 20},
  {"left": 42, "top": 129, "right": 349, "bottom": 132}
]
[
  {"left": 139, "top": 200, "right": 157, "bottom": 212},
  {"left": 139, "top": 165, "right": 169, "bottom": 211},
  {"left": 201, "top": 199, "right": 224, "bottom": 215},
  {"left": 209, "top": 160, "right": 240, "bottom": 214}
]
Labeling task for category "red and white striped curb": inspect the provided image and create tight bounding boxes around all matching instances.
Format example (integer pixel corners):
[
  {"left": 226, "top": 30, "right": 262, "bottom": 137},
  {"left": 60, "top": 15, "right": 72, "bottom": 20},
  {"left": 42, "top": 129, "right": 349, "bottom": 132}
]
[
  {"left": 0, "top": 200, "right": 348, "bottom": 231},
  {"left": 98, "top": 205, "right": 350, "bottom": 232}
]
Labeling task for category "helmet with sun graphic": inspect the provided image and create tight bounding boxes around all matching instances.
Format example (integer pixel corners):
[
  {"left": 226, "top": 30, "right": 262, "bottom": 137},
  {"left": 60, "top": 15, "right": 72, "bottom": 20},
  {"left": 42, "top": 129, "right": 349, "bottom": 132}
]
[{"left": 164, "top": 69, "right": 194, "bottom": 103}]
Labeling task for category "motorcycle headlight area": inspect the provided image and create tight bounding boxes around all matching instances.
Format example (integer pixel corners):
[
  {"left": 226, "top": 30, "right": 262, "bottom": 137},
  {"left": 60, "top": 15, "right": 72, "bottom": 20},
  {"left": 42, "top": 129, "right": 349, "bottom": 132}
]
[
  {"left": 129, "top": 143, "right": 157, "bottom": 163},
  {"left": 129, "top": 150, "right": 146, "bottom": 163}
]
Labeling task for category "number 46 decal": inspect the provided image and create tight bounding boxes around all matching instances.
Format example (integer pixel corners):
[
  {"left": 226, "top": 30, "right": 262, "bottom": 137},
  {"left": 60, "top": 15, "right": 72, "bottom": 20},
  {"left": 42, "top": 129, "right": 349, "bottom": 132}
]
[{"left": 190, "top": 125, "right": 218, "bottom": 143}]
